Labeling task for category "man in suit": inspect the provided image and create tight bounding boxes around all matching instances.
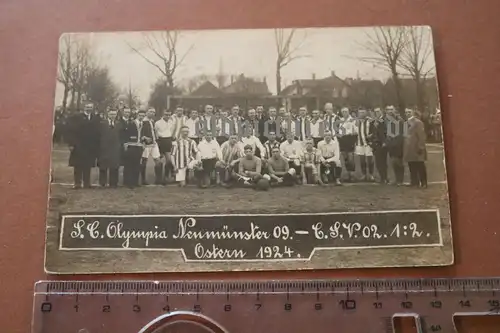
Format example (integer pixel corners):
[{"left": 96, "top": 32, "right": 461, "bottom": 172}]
[
  {"left": 97, "top": 107, "right": 122, "bottom": 188},
  {"left": 372, "top": 107, "right": 389, "bottom": 184},
  {"left": 121, "top": 110, "right": 144, "bottom": 188},
  {"left": 255, "top": 105, "right": 267, "bottom": 143},
  {"left": 385, "top": 106, "right": 405, "bottom": 185},
  {"left": 67, "top": 102, "right": 100, "bottom": 189},
  {"left": 264, "top": 107, "right": 279, "bottom": 140},
  {"left": 404, "top": 108, "right": 428, "bottom": 188}
]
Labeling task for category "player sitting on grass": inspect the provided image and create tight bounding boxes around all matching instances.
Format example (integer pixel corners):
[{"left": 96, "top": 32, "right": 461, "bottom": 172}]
[
  {"left": 301, "top": 139, "right": 324, "bottom": 185},
  {"left": 232, "top": 144, "right": 263, "bottom": 187},
  {"left": 267, "top": 146, "right": 296, "bottom": 186}
]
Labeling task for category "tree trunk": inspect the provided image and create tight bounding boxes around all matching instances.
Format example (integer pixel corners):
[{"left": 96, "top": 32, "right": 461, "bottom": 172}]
[
  {"left": 415, "top": 74, "right": 426, "bottom": 116},
  {"left": 276, "top": 67, "right": 282, "bottom": 106},
  {"left": 70, "top": 89, "right": 76, "bottom": 111},
  {"left": 166, "top": 75, "right": 174, "bottom": 89},
  {"left": 62, "top": 85, "right": 69, "bottom": 113},
  {"left": 76, "top": 89, "right": 82, "bottom": 112},
  {"left": 391, "top": 68, "right": 405, "bottom": 116}
]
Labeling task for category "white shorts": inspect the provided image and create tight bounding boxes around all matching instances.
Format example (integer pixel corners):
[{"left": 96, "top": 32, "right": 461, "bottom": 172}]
[
  {"left": 175, "top": 168, "right": 187, "bottom": 182},
  {"left": 142, "top": 144, "right": 161, "bottom": 159},
  {"left": 355, "top": 145, "right": 373, "bottom": 156}
]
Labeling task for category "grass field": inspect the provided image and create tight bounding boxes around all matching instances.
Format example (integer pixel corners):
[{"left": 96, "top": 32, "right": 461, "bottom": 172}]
[
  {"left": 45, "top": 143, "right": 452, "bottom": 273},
  {"left": 49, "top": 142, "right": 448, "bottom": 214}
]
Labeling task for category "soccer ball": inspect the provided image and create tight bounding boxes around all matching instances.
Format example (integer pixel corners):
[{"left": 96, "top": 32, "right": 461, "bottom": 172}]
[
  {"left": 262, "top": 174, "right": 271, "bottom": 181},
  {"left": 256, "top": 178, "right": 271, "bottom": 191}
]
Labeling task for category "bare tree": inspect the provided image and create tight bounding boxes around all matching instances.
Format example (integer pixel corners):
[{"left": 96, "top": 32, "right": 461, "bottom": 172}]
[
  {"left": 398, "top": 26, "right": 435, "bottom": 117},
  {"left": 57, "top": 35, "right": 73, "bottom": 113},
  {"left": 357, "top": 27, "right": 408, "bottom": 113},
  {"left": 126, "top": 31, "right": 194, "bottom": 89},
  {"left": 70, "top": 39, "right": 93, "bottom": 111},
  {"left": 274, "top": 29, "right": 308, "bottom": 95}
]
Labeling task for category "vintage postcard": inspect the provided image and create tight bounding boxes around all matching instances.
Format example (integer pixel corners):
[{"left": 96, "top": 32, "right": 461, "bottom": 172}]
[{"left": 46, "top": 26, "right": 452, "bottom": 273}]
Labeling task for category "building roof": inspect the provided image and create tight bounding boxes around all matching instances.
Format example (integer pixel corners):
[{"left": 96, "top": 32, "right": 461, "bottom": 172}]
[
  {"left": 190, "top": 81, "right": 223, "bottom": 96},
  {"left": 281, "top": 72, "right": 347, "bottom": 96},
  {"left": 223, "top": 74, "right": 271, "bottom": 95}
]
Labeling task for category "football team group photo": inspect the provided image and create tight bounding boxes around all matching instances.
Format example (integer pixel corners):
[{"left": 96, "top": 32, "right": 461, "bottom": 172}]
[{"left": 45, "top": 26, "right": 453, "bottom": 273}]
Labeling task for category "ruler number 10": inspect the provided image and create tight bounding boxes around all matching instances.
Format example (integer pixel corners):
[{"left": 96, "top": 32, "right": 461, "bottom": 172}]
[{"left": 339, "top": 300, "right": 356, "bottom": 310}]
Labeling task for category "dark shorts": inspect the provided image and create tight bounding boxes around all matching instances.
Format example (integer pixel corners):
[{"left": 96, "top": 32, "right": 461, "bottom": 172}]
[
  {"left": 312, "top": 137, "right": 322, "bottom": 147},
  {"left": 216, "top": 136, "right": 227, "bottom": 146},
  {"left": 157, "top": 137, "right": 173, "bottom": 155},
  {"left": 338, "top": 134, "right": 357, "bottom": 153},
  {"left": 201, "top": 158, "right": 217, "bottom": 174}
]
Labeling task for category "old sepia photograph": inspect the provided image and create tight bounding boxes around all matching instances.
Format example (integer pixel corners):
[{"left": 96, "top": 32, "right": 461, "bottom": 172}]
[{"left": 46, "top": 26, "right": 452, "bottom": 274}]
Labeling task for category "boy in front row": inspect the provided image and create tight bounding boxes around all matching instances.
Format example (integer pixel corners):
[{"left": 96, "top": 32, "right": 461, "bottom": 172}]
[{"left": 301, "top": 139, "right": 323, "bottom": 185}]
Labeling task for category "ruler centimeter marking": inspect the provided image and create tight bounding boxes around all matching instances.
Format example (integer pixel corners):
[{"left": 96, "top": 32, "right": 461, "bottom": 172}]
[{"left": 33, "top": 278, "right": 500, "bottom": 333}]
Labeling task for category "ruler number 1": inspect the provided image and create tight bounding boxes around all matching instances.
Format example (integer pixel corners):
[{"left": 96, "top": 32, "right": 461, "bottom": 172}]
[{"left": 41, "top": 302, "right": 52, "bottom": 313}]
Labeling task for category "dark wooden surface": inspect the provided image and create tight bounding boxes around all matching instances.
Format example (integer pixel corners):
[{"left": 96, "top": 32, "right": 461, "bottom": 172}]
[{"left": 1, "top": 0, "right": 500, "bottom": 332}]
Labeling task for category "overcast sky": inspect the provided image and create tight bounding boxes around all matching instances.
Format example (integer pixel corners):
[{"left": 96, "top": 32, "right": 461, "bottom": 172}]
[{"left": 54, "top": 27, "right": 435, "bottom": 104}]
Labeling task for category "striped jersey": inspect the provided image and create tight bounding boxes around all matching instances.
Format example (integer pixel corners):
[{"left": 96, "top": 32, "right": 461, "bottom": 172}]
[
  {"left": 263, "top": 140, "right": 280, "bottom": 159},
  {"left": 171, "top": 138, "right": 198, "bottom": 169},
  {"left": 357, "top": 118, "right": 372, "bottom": 146},
  {"left": 301, "top": 148, "right": 321, "bottom": 165}
]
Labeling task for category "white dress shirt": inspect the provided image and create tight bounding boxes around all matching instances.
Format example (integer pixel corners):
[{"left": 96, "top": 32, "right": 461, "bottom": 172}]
[
  {"left": 197, "top": 139, "right": 222, "bottom": 160},
  {"left": 240, "top": 135, "right": 265, "bottom": 154},
  {"left": 155, "top": 118, "right": 172, "bottom": 138},
  {"left": 317, "top": 138, "right": 341, "bottom": 164}
]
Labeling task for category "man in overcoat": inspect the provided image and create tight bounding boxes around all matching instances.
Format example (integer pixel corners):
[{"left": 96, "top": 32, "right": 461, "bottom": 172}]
[
  {"left": 66, "top": 103, "right": 100, "bottom": 189},
  {"left": 404, "top": 108, "right": 428, "bottom": 188}
]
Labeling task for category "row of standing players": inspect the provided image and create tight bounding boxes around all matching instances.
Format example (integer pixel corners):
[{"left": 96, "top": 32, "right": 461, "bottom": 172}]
[{"left": 65, "top": 103, "right": 428, "bottom": 189}]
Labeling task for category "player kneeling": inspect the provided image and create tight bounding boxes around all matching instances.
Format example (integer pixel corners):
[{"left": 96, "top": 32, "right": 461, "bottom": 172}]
[
  {"left": 232, "top": 145, "right": 263, "bottom": 187},
  {"left": 301, "top": 139, "right": 324, "bottom": 185},
  {"left": 267, "top": 146, "right": 297, "bottom": 186}
]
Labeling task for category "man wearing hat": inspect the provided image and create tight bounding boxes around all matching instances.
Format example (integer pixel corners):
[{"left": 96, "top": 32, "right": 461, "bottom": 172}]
[
  {"left": 404, "top": 108, "right": 428, "bottom": 188},
  {"left": 66, "top": 102, "right": 100, "bottom": 189}
]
